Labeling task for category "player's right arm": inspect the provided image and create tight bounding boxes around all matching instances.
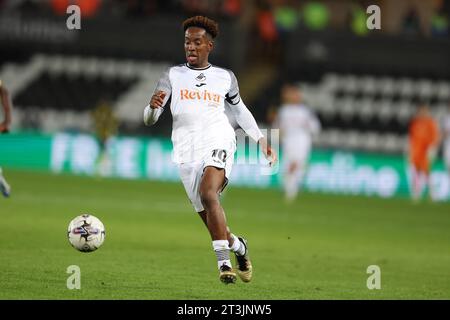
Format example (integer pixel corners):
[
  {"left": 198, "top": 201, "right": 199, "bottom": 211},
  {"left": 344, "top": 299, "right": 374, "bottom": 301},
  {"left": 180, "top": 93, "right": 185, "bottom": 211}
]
[
  {"left": 144, "top": 68, "right": 171, "bottom": 126},
  {"left": 0, "top": 81, "right": 12, "bottom": 133}
]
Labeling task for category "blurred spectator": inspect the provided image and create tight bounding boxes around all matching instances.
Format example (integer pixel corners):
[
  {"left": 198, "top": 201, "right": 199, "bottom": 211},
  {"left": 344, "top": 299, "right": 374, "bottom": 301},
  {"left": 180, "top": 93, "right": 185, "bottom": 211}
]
[
  {"left": 51, "top": 0, "right": 102, "bottom": 18},
  {"left": 431, "top": 0, "right": 449, "bottom": 36},
  {"left": 431, "top": 13, "right": 449, "bottom": 36},
  {"left": 0, "top": 0, "right": 445, "bottom": 39},
  {"left": 255, "top": 0, "right": 279, "bottom": 60},
  {"left": 257, "top": 4, "right": 278, "bottom": 41},
  {"left": 222, "top": 0, "right": 241, "bottom": 17},
  {"left": 274, "top": 2, "right": 299, "bottom": 34},
  {"left": 349, "top": 1, "right": 370, "bottom": 36},
  {"left": 302, "top": 1, "right": 330, "bottom": 31},
  {"left": 402, "top": 8, "right": 422, "bottom": 36}
]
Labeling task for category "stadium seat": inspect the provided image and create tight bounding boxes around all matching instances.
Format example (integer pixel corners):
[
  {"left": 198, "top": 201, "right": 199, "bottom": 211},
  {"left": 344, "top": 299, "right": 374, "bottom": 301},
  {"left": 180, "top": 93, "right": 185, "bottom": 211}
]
[
  {"left": 360, "top": 75, "right": 377, "bottom": 95},
  {"left": 358, "top": 97, "right": 375, "bottom": 121},
  {"left": 397, "top": 78, "right": 415, "bottom": 98},
  {"left": 344, "top": 130, "right": 360, "bottom": 150},
  {"left": 395, "top": 100, "right": 414, "bottom": 125},
  {"left": 378, "top": 99, "right": 394, "bottom": 123},
  {"left": 341, "top": 74, "right": 359, "bottom": 94},
  {"left": 379, "top": 77, "right": 395, "bottom": 97},
  {"left": 436, "top": 80, "right": 450, "bottom": 100},
  {"left": 416, "top": 79, "right": 434, "bottom": 99},
  {"left": 12, "top": 54, "right": 141, "bottom": 127},
  {"left": 321, "top": 73, "right": 339, "bottom": 92}
]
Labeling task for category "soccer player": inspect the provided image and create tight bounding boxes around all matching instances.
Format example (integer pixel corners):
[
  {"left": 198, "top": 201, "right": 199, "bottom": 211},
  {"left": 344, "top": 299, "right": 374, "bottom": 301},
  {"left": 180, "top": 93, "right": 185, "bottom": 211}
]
[
  {"left": 276, "top": 84, "right": 320, "bottom": 202},
  {"left": 91, "top": 100, "right": 118, "bottom": 177},
  {"left": 0, "top": 80, "right": 12, "bottom": 197},
  {"left": 443, "top": 102, "right": 450, "bottom": 186},
  {"left": 408, "top": 103, "right": 440, "bottom": 201},
  {"left": 143, "top": 16, "right": 277, "bottom": 284}
]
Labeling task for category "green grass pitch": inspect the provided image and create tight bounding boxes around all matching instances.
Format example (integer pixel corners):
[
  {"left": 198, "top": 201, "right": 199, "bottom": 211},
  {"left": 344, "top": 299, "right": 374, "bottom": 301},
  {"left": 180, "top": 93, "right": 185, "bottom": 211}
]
[{"left": 0, "top": 169, "right": 449, "bottom": 299}]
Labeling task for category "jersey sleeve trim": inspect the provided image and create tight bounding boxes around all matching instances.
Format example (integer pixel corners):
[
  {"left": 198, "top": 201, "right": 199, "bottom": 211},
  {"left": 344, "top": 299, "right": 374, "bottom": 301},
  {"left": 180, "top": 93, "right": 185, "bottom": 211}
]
[{"left": 223, "top": 68, "right": 241, "bottom": 105}]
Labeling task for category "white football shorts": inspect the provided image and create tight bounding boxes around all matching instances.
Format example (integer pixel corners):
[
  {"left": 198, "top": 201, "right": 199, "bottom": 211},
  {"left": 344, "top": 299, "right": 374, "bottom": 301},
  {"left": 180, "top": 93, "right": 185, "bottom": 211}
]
[
  {"left": 282, "top": 140, "right": 311, "bottom": 171},
  {"left": 178, "top": 147, "right": 235, "bottom": 212}
]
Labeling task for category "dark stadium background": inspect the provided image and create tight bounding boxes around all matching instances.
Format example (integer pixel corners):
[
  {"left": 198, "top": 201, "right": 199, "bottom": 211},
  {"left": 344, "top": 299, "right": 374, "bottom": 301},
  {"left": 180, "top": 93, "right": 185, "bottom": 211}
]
[{"left": 0, "top": 0, "right": 449, "bottom": 300}]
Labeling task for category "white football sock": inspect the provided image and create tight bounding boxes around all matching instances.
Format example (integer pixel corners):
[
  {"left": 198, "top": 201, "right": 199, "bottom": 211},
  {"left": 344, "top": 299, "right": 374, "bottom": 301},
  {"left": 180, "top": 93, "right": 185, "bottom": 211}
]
[
  {"left": 212, "top": 240, "right": 231, "bottom": 269},
  {"left": 229, "top": 234, "right": 246, "bottom": 256},
  {"left": 284, "top": 173, "right": 299, "bottom": 200}
]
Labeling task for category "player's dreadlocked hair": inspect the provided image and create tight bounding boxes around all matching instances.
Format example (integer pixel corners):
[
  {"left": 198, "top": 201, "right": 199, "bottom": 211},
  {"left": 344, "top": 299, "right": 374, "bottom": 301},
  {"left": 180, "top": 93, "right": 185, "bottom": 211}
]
[{"left": 182, "top": 16, "right": 219, "bottom": 39}]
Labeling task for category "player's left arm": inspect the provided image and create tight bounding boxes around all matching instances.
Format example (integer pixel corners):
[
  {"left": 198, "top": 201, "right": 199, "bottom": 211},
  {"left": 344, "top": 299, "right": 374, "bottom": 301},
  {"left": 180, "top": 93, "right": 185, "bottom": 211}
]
[
  {"left": 0, "top": 81, "right": 12, "bottom": 133},
  {"left": 225, "top": 71, "right": 277, "bottom": 166}
]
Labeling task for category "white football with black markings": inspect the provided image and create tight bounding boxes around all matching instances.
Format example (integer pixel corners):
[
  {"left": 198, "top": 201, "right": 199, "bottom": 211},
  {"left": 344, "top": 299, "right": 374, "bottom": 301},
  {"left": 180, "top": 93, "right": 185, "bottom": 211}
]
[{"left": 67, "top": 214, "right": 105, "bottom": 252}]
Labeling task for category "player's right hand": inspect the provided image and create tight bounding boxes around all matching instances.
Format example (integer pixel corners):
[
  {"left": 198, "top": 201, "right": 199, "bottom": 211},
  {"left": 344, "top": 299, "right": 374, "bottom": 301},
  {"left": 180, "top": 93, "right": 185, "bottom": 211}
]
[
  {"left": 258, "top": 137, "right": 278, "bottom": 167},
  {"left": 150, "top": 91, "right": 166, "bottom": 109}
]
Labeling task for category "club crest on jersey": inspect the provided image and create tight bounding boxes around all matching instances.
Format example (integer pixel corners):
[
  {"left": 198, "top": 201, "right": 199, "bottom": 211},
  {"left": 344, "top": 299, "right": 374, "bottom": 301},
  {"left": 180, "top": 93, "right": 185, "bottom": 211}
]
[
  {"left": 180, "top": 89, "right": 221, "bottom": 103},
  {"left": 195, "top": 73, "right": 206, "bottom": 82}
]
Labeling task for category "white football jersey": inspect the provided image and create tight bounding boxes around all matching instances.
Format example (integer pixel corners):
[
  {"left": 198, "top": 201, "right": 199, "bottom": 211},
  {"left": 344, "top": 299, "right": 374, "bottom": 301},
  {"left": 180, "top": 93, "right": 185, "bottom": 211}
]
[
  {"left": 278, "top": 104, "right": 320, "bottom": 141},
  {"left": 278, "top": 104, "right": 320, "bottom": 159},
  {"left": 154, "top": 63, "right": 240, "bottom": 163}
]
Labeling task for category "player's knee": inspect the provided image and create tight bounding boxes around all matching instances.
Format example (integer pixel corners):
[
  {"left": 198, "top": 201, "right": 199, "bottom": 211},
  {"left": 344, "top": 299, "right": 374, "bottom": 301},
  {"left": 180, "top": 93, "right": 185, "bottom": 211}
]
[{"left": 199, "top": 188, "right": 218, "bottom": 209}]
